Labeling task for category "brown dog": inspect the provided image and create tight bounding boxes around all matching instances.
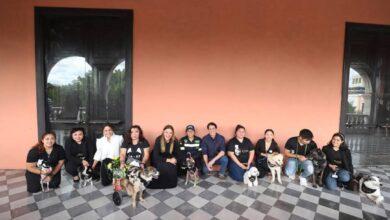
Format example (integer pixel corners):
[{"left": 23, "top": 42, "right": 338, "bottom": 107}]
[
  {"left": 185, "top": 153, "right": 199, "bottom": 187},
  {"left": 123, "top": 166, "right": 159, "bottom": 208}
]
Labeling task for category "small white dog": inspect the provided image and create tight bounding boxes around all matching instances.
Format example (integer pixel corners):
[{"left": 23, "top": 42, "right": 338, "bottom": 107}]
[
  {"left": 359, "top": 174, "right": 384, "bottom": 204},
  {"left": 267, "top": 153, "right": 284, "bottom": 184},
  {"left": 244, "top": 167, "right": 260, "bottom": 187}
]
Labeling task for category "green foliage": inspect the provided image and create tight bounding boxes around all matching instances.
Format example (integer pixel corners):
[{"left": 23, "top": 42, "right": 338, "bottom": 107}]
[{"left": 347, "top": 101, "right": 356, "bottom": 113}]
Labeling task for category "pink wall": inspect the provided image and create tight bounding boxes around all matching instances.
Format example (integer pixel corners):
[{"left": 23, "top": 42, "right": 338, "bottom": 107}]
[{"left": 1, "top": 0, "right": 390, "bottom": 169}]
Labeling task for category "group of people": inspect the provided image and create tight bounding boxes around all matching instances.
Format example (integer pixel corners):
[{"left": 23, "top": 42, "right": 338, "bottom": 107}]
[{"left": 25, "top": 122, "right": 354, "bottom": 193}]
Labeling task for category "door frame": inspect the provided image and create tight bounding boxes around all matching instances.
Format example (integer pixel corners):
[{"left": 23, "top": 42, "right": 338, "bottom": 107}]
[
  {"left": 34, "top": 7, "right": 133, "bottom": 137},
  {"left": 340, "top": 22, "right": 390, "bottom": 133}
]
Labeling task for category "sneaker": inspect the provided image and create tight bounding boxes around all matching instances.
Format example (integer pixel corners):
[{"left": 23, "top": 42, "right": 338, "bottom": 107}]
[
  {"left": 288, "top": 175, "right": 295, "bottom": 180},
  {"left": 217, "top": 174, "right": 226, "bottom": 180},
  {"left": 299, "top": 177, "right": 307, "bottom": 186}
]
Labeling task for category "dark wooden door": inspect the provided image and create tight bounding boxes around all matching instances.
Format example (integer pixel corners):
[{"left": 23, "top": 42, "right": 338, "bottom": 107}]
[
  {"left": 35, "top": 8, "right": 133, "bottom": 145},
  {"left": 341, "top": 23, "right": 390, "bottom": 165}
]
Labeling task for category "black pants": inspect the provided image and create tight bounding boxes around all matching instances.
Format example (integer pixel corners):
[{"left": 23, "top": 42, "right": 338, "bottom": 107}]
[
  {"left": 147, "top": 162, "right": 178, "bottom": 189},
  {"left": 25, "top": 171, "right": 61, "bottom": 193},
  {"left": 256, "top": 157, "right": 270, "bottom": 178},
  {"left": 65, "top": 161, "right": 81, "bottom": 177},
  {"left": 100, "top": 158, "right": 113, "bottom": 186}
]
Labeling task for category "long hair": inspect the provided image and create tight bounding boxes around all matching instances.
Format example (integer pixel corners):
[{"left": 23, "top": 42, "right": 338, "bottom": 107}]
[
  {"left": 33, "top": 132, "right": 56, "bottom": 153},
  {"left": 160, "top": 125, "right": 175, "bottom": 154},
  {"left": 327, "top": 132, "right": 348, "bottom": 149},
  {"left": 126, "top": 125, "right": 145, "bottom": 143}
]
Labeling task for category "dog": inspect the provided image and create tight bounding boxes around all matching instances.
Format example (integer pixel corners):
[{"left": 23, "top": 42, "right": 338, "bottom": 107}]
[
  {"left": 307, "top": 148, "right": 327, "bottom": 188},
  {"left": 244, "top": 167, "right": 260, "bottom": 187},
  {"left": 184, "top": 153, "right": 200, "bottom": 187},
  {"left": 267, "top": 153, "right": 283, "bottom": 184},
  {"left": 123, "top": 166, "right": 160, "bottom": 208},
  {"left": 78, "top": 166, "right": 93, "bottom": 187},
  {"left": 37, "top": 159, "right": 52, "bottom": 192},
  {"left": 357, "top": 174, "right": 384, "bottom": 204}
]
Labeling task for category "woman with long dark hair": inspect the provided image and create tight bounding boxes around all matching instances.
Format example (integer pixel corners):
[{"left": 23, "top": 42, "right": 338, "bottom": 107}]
[
  {"left": 322, "top": 132, "right": 353, "bottom": 190},
  {"left": 255, "top": 129, "right": 280, "bottom": 178},
  {"left": 147, "top": 125, "right": 181, "bottom": 189},
  {"left": 120, "top": 125, "right": 150, "bottom": 168},
  {"left": 226, "top": 125, "right": 255, "bottom": 182},
  {"left": 25, "top": 132, "right": 65, "bottom": 193},
  {"left": 65, "top": 127, "right": 96, "bottom": 182},
  {"left": 92, "top": 124, "right": 123, "bottom": 186}
]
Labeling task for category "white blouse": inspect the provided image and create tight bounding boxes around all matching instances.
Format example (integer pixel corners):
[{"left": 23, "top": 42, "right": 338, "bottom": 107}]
[{"left": 93, "top": 134, "right": 124, "bottom": 161}]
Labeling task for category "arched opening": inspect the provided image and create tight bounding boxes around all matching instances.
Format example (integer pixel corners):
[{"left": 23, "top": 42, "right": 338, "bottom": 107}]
[
  {"left": 347, "top": 67, "right": 372, "bottom": 115},
  {"left": 47, "top": 56, "right": 92, "bottom": 122}
]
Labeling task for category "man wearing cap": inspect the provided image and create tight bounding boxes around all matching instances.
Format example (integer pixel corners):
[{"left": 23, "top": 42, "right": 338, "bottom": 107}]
[{"left": 178, "top": 125, "right": 203, "bottom": 176}]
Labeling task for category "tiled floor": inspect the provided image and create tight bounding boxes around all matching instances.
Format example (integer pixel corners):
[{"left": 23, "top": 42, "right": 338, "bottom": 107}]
[
  {"left": 1, "top": 166, "right": 390, "bottom": 220},
  {"left": 346, "top": 133, "right": 390, "bottom": 165}
]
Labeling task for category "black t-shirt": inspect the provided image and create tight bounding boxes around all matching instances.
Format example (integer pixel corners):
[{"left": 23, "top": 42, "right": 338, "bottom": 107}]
[
  {"left": 227, "top": 137, "right": 254, "bottom": 163},
  {"left": 285, "top": 137, "right": 317, "bottom": 156},
  {"left": 255, "top": 139, "right": 280, "bottom": 157},
  {"left": 121, "top": 138, "right": 150, "bottom": 162},
  {"left": 324, "top": 147, "right": 342, "bottom": 166},
  {"left": 26, "top": 144, "right": 66, "bottom": 169}
]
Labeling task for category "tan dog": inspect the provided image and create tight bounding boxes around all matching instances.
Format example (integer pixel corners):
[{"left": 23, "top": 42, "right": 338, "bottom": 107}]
[
  {"left": 267, "top": 153, "right": 284, "bottom": 184},
  {"left": 185, "top": 153, "right": 199, "bottom": 187},
  {"left": 123, "top": 166, "right": 159, "bottom": 208}
]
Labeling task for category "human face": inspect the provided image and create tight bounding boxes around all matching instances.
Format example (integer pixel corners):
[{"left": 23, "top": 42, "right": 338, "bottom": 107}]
[
  {"left": 103, "top": 126, "right": 114, "bottom": 138},
  {"left": 131, "top": 128, "right": 140, "bottom": 140},
  {"left": 331, "top": 135, "right": 343, "bottom": 148},
  {"left": 42, "top": 134, "right": 55, "bottom": 148},
  {"left": 208, "top": 125, "right": 217, "bottom": 137},
  {"left": 264, "top": 131, "right": 274, "bottom": 142},
  {"left": 163, "top": 128, "right": 173, "bottom": 141},
  {"left": 236, "top": 128, "right": 245, "bottom": 140},
  {"left": 298, "top": 136, "right": 311, "bottom": 145},
  {"left": 186, "top": 129, "right": 195, "bottom": 139},
  {"left": 72, "top": 130, "right": 84, "bottom": 144}
]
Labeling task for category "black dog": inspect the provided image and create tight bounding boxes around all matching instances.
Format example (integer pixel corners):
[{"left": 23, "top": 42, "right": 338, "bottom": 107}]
[
  {"left": 78, "top": 166, "right": 93, "bottom": 187},
  {"left": 307, "top": 148, "right": 327, "bottom": 188}
]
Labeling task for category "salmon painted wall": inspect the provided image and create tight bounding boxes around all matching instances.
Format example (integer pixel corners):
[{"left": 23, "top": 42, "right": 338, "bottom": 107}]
[{"left": 1, "top": 0, "right": 390, "bottom": 169}]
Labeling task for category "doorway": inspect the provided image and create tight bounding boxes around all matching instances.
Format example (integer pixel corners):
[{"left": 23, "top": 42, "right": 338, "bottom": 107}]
[
  {"left": 35, "top": 7, "right": 133, "bottom": 145},
  {"left": 341, "top": 23, "right": 390, "bottom": 165}
]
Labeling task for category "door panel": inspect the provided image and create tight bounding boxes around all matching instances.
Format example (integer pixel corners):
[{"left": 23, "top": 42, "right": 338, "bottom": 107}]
[
  {"left": 36, "top": 8, "right": 132, "bottom": 146},
  {"left": 342, "top": 23, "right": 390, "bottom": 165}
]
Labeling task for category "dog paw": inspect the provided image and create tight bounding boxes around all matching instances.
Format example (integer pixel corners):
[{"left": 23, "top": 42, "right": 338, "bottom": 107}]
[
  {"left": 140, "top": 198, "right": 145, "bottom": 202},
  {"left": 376, "top": 197, "right": 384, "bottom": 204},
  {"left": 313, "top": 184, "right": 318, "bottom": 188}
]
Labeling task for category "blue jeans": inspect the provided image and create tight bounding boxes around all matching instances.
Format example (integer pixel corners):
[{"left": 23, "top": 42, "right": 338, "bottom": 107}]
[
  {"left": 284, "top": 158, "right": 314, "bottom": 178},
  {"left": 202, "top": 156, "right": 228, "bottom": 175},
  {"left": 325, "top": 169, "right": 351, "bottom": 190},
  {"left": 228, "top": 160, "right": 251, "bottom": 182}
]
